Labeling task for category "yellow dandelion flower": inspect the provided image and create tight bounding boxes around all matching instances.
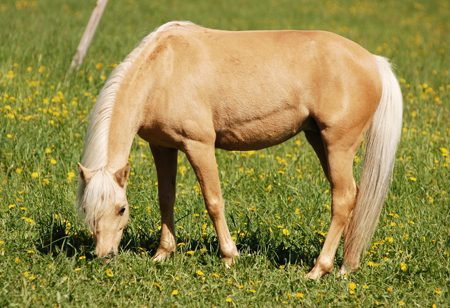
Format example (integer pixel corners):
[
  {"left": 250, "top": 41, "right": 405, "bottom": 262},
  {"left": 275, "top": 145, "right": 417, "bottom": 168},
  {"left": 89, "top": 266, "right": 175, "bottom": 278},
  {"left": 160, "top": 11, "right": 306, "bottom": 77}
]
[
  {"left": 399, "top": 301, "right": 405, "bottom": 306},
  {"left": 435, "top": 288, "right": 441, "bottom": 295},
  {"left": 249, "top": 289, "right": 256, "bottom": 293},
  {"left": 8, "top": 204, "right": 16, "bottom": 209},
  {"left": 50, "top": 159, "right": 57, "bottom": 165},
  {"left": 79, "top": 256, "right": 86, "bottom": 260},
  {"left": 45, "top": 148, "right": 52, "bottom": 153},
  {"left": 349, "top": 282, "right": 357, "bottom": 290},
  {"left": 95, "top": 63, "right": 103, "bottom": 69},
  {"left": 105, "top": 269, "right": 113, "bottom": 277},
  {"left": 187, "top": 250, "right": 194, "bottom": 255},
  {"left": 409, "top": 177, "right": 417, "bottom": 181},
  {"left": 196, "top": 270, "right": 204, "bottom": 276},
  {"left": 282, "top": 229, "right": 290, "bottom": 236},
  {"left": 401, "top": 263, "right": 407, "bottom": 271},
  {"left": 32, "top": 172, "right": 39, "bottom": 178},
  {"left": 387, "top": 287, "right": 392, "bottom": 292},
  {"left": 172, "top": 289, "right": 179, "bottom": 295},
  {"left": 75, "top": 268, "right": 81, "bottom": 272},
  {"left": 153, "top": 282, "right": 162, "bottom": 291},
  {"left": 225, "top": 298, "right": 233, "bottom": 303},
  {"left": 296, "top": 292, "right": 304, "bottom": 298},
  {"left": 16, "top": 168, "right": 22, "bottom": 174},
  {"left": 7, "top": 134, "right": 12, "bottom": 138},
  {"left": 27, "top": 250, "right": 35, "bottom": 254}
]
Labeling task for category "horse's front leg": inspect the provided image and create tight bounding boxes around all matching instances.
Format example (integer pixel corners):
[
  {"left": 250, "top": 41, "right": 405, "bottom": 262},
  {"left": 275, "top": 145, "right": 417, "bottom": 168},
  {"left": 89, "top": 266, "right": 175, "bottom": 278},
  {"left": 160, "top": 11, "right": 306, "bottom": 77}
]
[
  {"left": 150, "top": 144, "right": 178, "bottom": 262},
  {"left": 184, "top": 140, "right": 239, "bottom": 266}
]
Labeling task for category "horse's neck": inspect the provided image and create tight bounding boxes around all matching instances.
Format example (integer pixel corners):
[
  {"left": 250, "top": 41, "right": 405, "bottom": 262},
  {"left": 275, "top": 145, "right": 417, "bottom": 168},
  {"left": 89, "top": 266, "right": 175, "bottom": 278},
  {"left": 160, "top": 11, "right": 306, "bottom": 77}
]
[{"left": 106, "top": 100, "right": 140, "bottom": 172}]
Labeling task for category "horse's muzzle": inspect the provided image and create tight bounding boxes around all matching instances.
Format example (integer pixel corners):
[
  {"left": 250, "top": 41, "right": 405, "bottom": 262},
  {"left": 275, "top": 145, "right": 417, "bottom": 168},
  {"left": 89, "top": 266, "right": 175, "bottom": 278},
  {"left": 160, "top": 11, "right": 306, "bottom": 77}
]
[{"left": 97, "top": 251, "right": 117, "bottom": 263}]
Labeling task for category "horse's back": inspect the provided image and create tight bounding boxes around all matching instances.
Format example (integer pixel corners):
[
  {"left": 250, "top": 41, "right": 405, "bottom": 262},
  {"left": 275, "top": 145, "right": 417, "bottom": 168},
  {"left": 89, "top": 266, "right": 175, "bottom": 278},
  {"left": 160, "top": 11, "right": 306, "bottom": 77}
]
[{"left": 135, "top": 24, "right": 382, "bottom": 150}]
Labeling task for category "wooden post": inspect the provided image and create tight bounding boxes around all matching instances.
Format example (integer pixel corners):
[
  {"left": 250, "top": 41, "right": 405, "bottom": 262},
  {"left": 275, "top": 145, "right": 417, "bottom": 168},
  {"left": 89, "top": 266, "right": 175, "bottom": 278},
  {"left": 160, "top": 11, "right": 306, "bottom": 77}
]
[{"left": 69, "top": 0, "right": 109, "bottom": 70}]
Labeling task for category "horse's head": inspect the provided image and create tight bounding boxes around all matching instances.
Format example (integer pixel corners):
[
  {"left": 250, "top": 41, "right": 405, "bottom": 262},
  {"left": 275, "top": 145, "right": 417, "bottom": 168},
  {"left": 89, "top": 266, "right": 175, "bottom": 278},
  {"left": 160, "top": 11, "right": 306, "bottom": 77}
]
[{"left": 77, "top": 162, "right": 130, "bottom": 259}]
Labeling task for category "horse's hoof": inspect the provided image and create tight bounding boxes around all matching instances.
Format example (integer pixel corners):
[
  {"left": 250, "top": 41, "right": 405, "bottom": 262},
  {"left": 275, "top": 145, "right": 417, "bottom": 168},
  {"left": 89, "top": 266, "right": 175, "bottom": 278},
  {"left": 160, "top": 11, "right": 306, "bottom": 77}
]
[
  {"left": 151, "top": 249, "right": 173, "bottom": 262},
  {"left": 223, "top": 257, "right": 235, "bottom": 268},
  {"left": 338, "top": 263, "right": 357, "bottom": 277},
  {"left": 305, "top": 265, "right": 331, "bottom": 279},
  {"left": 222, "top": 252, "right": 239, "bottom": 268},
  {"left": 305, "top": 270, "right": 320, "bottom": 280}
]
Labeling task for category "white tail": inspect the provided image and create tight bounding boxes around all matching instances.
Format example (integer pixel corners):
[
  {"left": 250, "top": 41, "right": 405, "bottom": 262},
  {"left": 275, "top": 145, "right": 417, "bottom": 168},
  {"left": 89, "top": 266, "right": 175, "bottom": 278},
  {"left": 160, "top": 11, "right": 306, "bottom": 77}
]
[{"left": 343, "top": 55, "right": 403, "bottom": 266}]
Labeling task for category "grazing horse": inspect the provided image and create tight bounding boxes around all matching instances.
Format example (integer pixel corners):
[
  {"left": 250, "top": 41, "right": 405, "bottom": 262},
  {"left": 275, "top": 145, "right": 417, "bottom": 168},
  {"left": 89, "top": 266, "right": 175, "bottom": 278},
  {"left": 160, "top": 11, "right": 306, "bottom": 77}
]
[{"left": 76, "top": 21, "right": 402, "bottom": 279}]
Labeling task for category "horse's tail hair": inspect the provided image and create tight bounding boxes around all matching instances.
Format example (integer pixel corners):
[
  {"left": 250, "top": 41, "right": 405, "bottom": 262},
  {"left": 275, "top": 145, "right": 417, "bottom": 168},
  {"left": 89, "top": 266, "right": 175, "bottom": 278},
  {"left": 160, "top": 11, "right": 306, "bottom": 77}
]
[{"left": 343, "top": 55, "right": 402, "bottom": 266}]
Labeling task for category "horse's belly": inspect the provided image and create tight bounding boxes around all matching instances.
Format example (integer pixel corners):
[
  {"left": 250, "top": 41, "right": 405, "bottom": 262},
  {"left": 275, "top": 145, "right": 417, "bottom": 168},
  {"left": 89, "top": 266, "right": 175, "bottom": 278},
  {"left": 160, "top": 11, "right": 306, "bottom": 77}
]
[{"left": 214, "top": 111, "right": 309, "bottom": 151}]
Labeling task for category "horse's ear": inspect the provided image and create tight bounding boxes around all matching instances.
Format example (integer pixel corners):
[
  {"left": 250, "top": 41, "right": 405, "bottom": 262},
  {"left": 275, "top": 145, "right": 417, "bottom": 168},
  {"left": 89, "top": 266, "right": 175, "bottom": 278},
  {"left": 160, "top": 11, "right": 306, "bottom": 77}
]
[
  {"left": 78, "top": 163, "right": 93, "bottom": 184},
  {"left": 114, "top": 162, "right": 130, "bottom": 187}
]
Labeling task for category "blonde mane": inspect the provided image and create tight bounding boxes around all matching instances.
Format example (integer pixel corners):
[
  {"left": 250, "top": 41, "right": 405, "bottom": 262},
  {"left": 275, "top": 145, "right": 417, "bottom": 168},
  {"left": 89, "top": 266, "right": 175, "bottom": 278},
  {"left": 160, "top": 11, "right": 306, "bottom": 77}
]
[{"left": 76, "top": 21, "right": 196, "bottom": 228}]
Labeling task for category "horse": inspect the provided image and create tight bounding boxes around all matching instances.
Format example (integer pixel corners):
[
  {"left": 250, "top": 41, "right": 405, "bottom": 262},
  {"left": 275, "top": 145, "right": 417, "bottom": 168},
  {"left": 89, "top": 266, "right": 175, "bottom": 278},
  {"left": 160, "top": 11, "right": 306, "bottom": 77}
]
[{"left": 76, "top": 21, "right": 402, "bottom": 279}]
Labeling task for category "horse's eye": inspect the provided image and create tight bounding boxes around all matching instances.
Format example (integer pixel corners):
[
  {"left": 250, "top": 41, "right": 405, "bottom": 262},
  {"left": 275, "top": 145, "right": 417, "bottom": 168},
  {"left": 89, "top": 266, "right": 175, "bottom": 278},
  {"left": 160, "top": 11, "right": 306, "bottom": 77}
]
[{"left": 118, "top": 207, "right": 126, "bottom": 215}]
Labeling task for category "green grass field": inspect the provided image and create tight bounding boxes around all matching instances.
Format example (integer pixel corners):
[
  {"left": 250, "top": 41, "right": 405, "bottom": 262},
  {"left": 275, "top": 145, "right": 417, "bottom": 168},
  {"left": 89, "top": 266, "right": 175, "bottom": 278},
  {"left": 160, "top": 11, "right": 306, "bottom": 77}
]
[{"left": 1, "top": 0, "right": 449, "bottom": 306}]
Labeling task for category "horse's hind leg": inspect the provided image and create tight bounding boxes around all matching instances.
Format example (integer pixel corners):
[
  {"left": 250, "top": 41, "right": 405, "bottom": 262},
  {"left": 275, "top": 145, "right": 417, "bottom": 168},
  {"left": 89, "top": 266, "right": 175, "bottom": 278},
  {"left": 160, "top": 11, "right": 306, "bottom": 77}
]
[
  {"left": 304, "top": 130, "right": 330, "bottom": 181},
  {"left": 150, "top": 144, "right": 178, "bottom": 261},
  {"left": 305, "top": 135, "right": 359, "bottom": 279},
  {"left": 183, "top": 140, "right": 239, "bottom": 266}
]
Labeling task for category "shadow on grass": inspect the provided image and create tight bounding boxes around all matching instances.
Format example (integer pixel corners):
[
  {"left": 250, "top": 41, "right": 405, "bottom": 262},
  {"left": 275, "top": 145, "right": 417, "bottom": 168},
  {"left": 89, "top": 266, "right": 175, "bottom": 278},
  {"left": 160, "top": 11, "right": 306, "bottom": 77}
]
[
  {"left": 35, "top": 214, "right": 332, "bottom": 269},
  {"left": 36, "top": 215, "right": 96, "bottom": 259},
  {"left": 35, "top": 215, "right": 160, "bottom": 260}
]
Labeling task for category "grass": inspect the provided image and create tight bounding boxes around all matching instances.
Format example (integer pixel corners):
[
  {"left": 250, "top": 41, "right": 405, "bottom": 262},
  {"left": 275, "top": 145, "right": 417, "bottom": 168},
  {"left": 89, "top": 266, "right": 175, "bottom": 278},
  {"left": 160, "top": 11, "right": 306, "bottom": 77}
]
[{"left": 1, "top": 0, "right": 449, "bottom": 306}]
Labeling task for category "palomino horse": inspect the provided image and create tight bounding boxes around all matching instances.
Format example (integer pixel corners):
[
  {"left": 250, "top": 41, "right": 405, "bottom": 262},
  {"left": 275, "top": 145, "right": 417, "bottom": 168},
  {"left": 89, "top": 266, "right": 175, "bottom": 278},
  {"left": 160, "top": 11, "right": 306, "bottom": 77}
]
[{"left": 76, "top": 21, "right": 402, "bottom": 279}]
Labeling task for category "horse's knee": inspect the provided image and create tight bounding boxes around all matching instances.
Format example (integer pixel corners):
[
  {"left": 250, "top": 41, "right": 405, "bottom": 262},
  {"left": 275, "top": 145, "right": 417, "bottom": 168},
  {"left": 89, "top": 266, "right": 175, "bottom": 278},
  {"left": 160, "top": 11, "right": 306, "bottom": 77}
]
[{"left": 205, "top": 198, "right": 224, "bottom": 220}]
